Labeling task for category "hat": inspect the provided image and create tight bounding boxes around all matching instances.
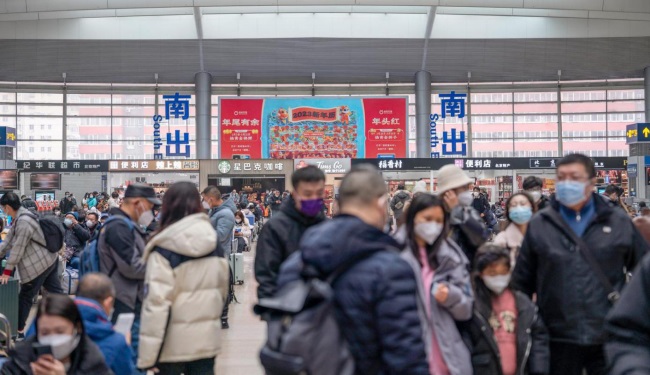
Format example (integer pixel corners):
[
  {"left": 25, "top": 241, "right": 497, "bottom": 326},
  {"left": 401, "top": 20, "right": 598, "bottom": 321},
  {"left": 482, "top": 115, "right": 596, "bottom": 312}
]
[
  {"left": 124, "top": 184, "right": 162, "bottom": 206},
  {"left": 436, "top": 164, "right": 474, "bottom": 194},
  {"left": 413, "top": 180, "right": 428, "bottom": 194}
]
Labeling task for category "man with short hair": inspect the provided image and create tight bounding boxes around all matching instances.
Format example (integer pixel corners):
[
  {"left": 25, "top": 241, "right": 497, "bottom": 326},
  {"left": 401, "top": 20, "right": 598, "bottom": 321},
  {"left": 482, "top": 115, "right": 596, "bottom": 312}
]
[
  {"left": 98, "top": 184, "right": 160, "bottom": 361},
  {"left": 266, "top": 190, "right": 283, "bottom": 217},
  {"left": 59, "top": 191, "right": 77, "bottom": 214},
  {"left": 523, "top": 176, "right": 550, "bottom": 210},
  {"left": 202, "top": 186, "right": 237, "bottom": 328},
  {"left": 512, "top": 153, "right": 648, "bottom": 375},
  {"left": 108, "top": 192, "right": 120, "bottom": 209},
  {"left": 63, "top": 212, "right": 91, "bottom": 270},
  {"left": 20, "top": 195, "right": 36, "bottom": 211},
  {"left": 0, "top": 192, "right": 62, "bottom": 336},
  {"left": 76, "top": 273, "right": 136, "bottom": 375},
  {"left": 390, "top": 184, "right": 410, "bottom": 221},
  {"left": 255, "top": 165, "right": 326, "bottom": 301},
  {"left": 602, "top": 184, "right": 620, "bottom": 206},
  {"left": 275, "top": 166, "right": 429, "bottom": 373},
  {"left": 84, "top": 212, "right": 102, "bottom": 238}
]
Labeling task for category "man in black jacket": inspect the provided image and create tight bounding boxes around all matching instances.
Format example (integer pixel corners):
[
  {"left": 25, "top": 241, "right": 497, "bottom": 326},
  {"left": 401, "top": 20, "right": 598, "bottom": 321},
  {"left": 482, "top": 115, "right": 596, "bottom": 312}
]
[
  {"left": 512, "top": 153, "right": 648, "bottom": 375},
  {"left": 20, "top": 195, "right": 37, "bottom": 210},
  {"left": 266, "top": 190, "right": 283, "bottom": 217},
  {"left": 523, "top": 176, "right": 551, "bottom": 211},
  {"left": 255, "top": 166, "right": 326, "bottom": 301}
]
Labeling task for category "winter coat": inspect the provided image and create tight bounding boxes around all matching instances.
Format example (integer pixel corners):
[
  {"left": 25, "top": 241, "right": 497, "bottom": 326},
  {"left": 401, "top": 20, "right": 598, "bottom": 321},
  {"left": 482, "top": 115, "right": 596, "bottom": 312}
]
[
  {"left": 138, "top": 213, "right": 229, "bottom": 369},
  {"left": 267, "top": 194, "right": 283, "bottom": 212},
  {"left": 0, "top": 335, "right": 112, "bottom": 375},
  {"left": 401, "top": 239, "right": 474, "bottom": 375},
  {"left": 472, "top": 193, "right": 490, "bottom": 216},
  {"left": 493, "top": 223, "right": 525, "bottom": 266},
  {"left": 276, "top": 215, "right": 429, "bottom": 375},
  {"left": 605, "top": 252, "right": 650, "bottom": 374},
  {"left": 60, "top": 197, "right": 77, "bottom": 214},
  {"left": 460, "top": 279, "right": 550, "bottom": 375},
  {"left": 449, "top": 205, "right": 489, "bottom": 269},
  {"left": 98, "top": 208, "right": 147, "bottom": 310},
  {"left": 75, "top": 297, "right": 136, "bottom": 375},
  {"left": 254, "top": 195, "right": 325, "bottom": 300},
  {"left": 0, "top": 208, "right": 57, "bottom": 283},
  {"left": 20, "top": 198, "right": 36, "bottom": 210},
  {"left": 64, "top": 224, "right": 91, "bottom": 261},
  {"left": 208, "top": 197, "right": 237, "bottom": 258},
  {"left": 87, "top": 196, "right": 98, "bottom": 208},
  {"left": 512, "top": 194, "right": 648, "bottom": 345},
  {"left": 390, "top": 190, "right": 411, "bottom": 218},
  {"left": 234, "top": 219, "right": 252, "bottom": 246},
  {"left": 633, "top": 216, "right": 650, "bottom": 245}
]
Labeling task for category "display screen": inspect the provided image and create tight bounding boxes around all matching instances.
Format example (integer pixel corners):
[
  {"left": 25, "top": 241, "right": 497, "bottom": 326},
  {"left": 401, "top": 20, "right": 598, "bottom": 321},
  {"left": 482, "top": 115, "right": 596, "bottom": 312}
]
[
  {"left": 30, "top": 173, "right": 61, "bottom": 190},
  {"left": 0, "top": 170, "right": 18, "bottom": 190},
  {"left": 35, "top": 192, "right": 55, "bottom": 201}
]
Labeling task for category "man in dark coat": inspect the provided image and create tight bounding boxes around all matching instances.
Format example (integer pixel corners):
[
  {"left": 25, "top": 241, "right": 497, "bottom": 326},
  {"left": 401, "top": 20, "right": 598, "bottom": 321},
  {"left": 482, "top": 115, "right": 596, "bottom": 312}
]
[
  {"left": 20, "top": 195, "right": 37, "bottom": 210},
  {"left": 275, "top": 165, "right": 429, "bottom": 374},
  {"left": 512, "top": 154, "right": 648, "bottom": 375},
  {"left": 523, "top": 176, "right": 551, "bottom": 211},
  {"left": 255, "top": 166, "right": 326, "bottom": 301}
]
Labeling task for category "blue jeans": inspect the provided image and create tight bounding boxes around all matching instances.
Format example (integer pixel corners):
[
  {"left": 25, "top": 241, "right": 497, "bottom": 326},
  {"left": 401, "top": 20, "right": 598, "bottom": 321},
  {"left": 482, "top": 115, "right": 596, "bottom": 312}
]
[{"left": 69, "top": 256, "right": 80, "bottom": 270}]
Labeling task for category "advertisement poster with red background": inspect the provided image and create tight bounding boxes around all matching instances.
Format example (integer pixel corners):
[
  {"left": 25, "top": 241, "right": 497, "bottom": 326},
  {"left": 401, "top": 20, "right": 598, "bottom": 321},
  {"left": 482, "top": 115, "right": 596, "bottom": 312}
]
[{"left": 219, "top": 97, "right": 407, "bottom": 159}]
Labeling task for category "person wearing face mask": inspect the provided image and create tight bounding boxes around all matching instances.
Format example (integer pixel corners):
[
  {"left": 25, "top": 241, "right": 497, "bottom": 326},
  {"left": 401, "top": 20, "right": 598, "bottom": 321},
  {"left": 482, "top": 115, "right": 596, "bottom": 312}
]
[
  {"left": 255, "top": 165, "right": 327, "bottom": 302},
  {"left": 63, "top": 213, "right": 91, "bottom": 270},
  {"left": 523, "top": 176, "right": 550, "bottom": 211},
  {"left": 460, "top": 244, "right": 549, "bottom": 375},
  {"left": 512, "top": 154, "right": 648, "bottom": 375},
  {"left": 493, "top": 192, "right": 537, "bottom": 267},
  {"left": 233, "top": 211, "right": 252, "bottom": 252},
  {"left": 59, "top": 192, "right": 77, "bottom": 216},
  {"left": 83, "top": 212, "right": 101, "bottom": 239},
  {"left": 274, "top": 165, "right": 429, "bottom": 374},
  {"left": 1, "top": 294, "right": 111, "bottom": 375},
  {"left": 97, "top": 183, "right": 160, "bottom": 367},
  {"left": 51, "top": 208, "right": 63, "bottom": 223},
  {"left": 399, "top": 193, "right": 474, "bottom": 375},
  {"left": 436, "top": 164, "right": 488, "bottom": 269}
]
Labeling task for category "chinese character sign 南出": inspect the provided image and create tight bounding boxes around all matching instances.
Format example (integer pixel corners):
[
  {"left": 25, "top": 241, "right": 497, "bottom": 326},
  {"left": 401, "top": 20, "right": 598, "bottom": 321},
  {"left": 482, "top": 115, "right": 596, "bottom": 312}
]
[
  {"left": 430, "top": 91, "right": 468, "bottom": 158},
  {"left": 151, "top": 93, "right": 193, "bottom": 159}
]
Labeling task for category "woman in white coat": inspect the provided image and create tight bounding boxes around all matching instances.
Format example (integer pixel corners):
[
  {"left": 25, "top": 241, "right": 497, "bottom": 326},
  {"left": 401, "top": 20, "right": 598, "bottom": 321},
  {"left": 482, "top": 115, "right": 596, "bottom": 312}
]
[{"left": 138, "top": 181, "right": 230, "bottom": 375}]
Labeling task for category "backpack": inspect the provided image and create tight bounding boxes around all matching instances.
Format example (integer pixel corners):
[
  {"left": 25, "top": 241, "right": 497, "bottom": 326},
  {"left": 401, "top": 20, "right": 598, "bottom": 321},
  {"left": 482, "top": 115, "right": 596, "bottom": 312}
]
[
  {"left": 391, "top": 192, "right": 408, "bottom": 211},
  {"left": 255, "top": 254, "right": 371, "bottom": 375},
  {"left": 79, "top": 216, "right": 134, "bottom": 277},
  {"left": 24, "top": 212, "right": 64, "bottom": 254}
]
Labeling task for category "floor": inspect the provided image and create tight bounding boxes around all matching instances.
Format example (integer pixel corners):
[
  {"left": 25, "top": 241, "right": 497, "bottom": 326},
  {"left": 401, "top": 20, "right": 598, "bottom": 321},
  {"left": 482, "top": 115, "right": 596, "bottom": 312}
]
[{"left": 215, "top": 245, "right": 266, "bottom": 375}]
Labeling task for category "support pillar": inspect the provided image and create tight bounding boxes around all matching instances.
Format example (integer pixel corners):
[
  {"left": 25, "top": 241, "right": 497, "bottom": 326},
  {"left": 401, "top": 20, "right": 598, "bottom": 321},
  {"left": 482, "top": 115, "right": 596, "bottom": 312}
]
[
  {"left": 645, "top": 67, "right": 650, "bottom": 122},
  {"left": 415, "top": 71, "right": 432, "bottom": 158},
  {"left": 195, "top": 71, "right": 212, "bottom": 160}
]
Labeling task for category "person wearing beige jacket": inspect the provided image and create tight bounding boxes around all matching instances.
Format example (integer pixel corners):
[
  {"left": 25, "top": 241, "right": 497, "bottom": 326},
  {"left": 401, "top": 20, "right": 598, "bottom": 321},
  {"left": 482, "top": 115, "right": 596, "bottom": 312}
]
[
  {"left": 137, "top": 182, "right": 229, "bottom": 375},
  {"left": 492, "top": 192, "right": 537, "bottom": 267}
]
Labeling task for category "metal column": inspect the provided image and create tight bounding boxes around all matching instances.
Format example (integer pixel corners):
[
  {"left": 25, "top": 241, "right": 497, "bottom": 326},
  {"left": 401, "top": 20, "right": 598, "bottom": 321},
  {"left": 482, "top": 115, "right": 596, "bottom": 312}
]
[
  {"left": 195, "top": 71, "right": 212, "bottom": 160},
  {"left": 645, "top": 67, "right": 650, "bottom": 122},
  {"left": 415, "top": 71, "right": 432, "bottom": 158}
]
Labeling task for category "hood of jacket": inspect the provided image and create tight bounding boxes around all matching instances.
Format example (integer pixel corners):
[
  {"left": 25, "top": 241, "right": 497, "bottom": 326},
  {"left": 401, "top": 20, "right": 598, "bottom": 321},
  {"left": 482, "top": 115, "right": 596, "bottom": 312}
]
[
  {"left": 395, "top": 190, "right": 410, "bottom": 200},
  {"left": 144, "top": 213, "right": 217, "bottom": 259},
  {"left": 214, "top": 196, "right": 238, "bottom": 215},
  {"left": 75, "top": 297, "right": 114, "bottom": 341},
  {"left": 300, "top": 214, "right": 399, "bottom": 277},
  {"left": 280, "top": 194, "right": 326, "bottom": 227}
]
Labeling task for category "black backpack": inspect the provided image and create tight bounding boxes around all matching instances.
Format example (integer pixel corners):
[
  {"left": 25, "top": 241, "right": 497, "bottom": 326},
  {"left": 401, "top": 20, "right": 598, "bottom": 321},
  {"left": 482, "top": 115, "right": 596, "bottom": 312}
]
[{"left": 24, "top": 212, "right": 64, "bottom": 253}]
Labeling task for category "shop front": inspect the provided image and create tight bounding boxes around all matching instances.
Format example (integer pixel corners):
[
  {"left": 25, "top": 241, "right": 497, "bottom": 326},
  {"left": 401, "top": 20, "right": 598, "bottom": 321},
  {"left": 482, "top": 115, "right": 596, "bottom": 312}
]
[
  {"left": 351, "top": 157, "right": 628, "bottom": 204},
  {"left": 108, "top": 160, "right": 200, "bottom": 193},
  {"left": 294, "top": 158, "right": 351, "bottom": 217}
]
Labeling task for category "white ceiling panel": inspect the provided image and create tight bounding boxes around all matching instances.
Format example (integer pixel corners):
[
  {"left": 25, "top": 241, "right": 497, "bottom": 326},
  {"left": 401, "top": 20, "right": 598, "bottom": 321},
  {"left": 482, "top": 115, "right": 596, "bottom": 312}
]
[
  {"left": 115, "top": 7, "right": 194, "bottom": 16},
  {"left": 25, "top": 0, "right": 108, "bottom": 12},
  {"left": 108, "top": 0, "right": 193, "bottom": 8},
  {"left": 440, "top": 0, "right": 522, "bottom": 7},
  {"left": 589, "top": 11, "right": 650, "bottom": 22},
  {"left": 1, "top": 0, "right": 27, "bottom": 13},
  {"left": 437, "top": 6, "right": 513, "bottom": 16},
  {"left": 513, "top": 8, "right": 588, "bottom": 18},
  {"left": 604, "top": 0, "right": 650, "bottom": 13},
  {"left": 523, "top": 0, "right": 603, "bottom": 11},
  {"left": 38, "top": 9, "right": 117, "bottom": 20},
  {"left": 193, "top": 0, "right": 276, "bottom": 6},
  {"left": 278, "top": 0, "right": 352, "bottom": 5},
  {"left": 354, "top": 0, "right": 439, "bottom": 5},
  {"left": 0, "top": 12, "right": 35, "bottom": 20}
]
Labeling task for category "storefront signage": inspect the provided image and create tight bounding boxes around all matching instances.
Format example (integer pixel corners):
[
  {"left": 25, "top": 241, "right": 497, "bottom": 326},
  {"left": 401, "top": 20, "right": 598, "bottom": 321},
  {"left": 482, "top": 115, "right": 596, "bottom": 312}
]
[
  {"left": 17, "top": 160, "right": 109, "bottom": 172},
  {"left": 152, "top": 93, "right": 192, "bottom": 159},
  {"left": 219, "top": 97, "right": 407, "bottom": 159},
  {"left": 294, "top": 158, "right": 351, "bottom": 174},
  {"left": 108, "top": 160, "right": 199, "bottom": 172},
  {"left": 626, "top": 123, "right": 650, "bottom": 144},
  {"left": 628, "top": 163, "right": 638, "bottom": 178},
  {"left": 353, "top": 157, "right": 628, "bottom": 171},
  {"left": 430, "top": 91, "right": 468, "bottom": 158},
  {"left": 0, "top": 127, "right": 16, "bottom": 147},
  {"left": 215, "top": 160, "right": 286, "bottom": 174}
]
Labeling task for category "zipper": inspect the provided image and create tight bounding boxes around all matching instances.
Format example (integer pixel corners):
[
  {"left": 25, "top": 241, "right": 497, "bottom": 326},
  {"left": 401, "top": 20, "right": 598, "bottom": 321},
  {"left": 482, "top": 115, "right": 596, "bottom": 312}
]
[
  {"left": 474, "top": 310, "right": 503, "bottom": 373},
  {"left": 519, "top": 314, "right": 534, "bottom": 375}
]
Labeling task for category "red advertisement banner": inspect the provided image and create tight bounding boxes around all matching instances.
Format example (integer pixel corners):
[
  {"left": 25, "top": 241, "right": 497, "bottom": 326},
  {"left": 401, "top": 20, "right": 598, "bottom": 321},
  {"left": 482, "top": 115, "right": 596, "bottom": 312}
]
[
  {"left": 290, "top": 107, "right": 340, "bottom": 123},
  {"left": 219, "top": 99, "right": 264, "bottom": 159},
  {"left": 363, "top": 98, "right": 407, "bottom": 158}
]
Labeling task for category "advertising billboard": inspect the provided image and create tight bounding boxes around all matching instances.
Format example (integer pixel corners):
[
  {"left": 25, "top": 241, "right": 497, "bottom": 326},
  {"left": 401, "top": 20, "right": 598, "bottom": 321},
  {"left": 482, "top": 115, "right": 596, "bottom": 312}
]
[{"left": 219, "top": 97, "right": 407, "bottom": 159}]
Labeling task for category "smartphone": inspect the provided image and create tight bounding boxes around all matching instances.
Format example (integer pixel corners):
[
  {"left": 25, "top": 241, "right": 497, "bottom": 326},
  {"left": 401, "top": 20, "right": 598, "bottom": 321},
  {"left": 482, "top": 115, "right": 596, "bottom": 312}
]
[
  {"left": 32, "top": 343, "right": 52, "bottom": 358},
  {"left": 235, "top": 228, "right": 242, "bottom": 233},
  {"left": 113, "top": 313, "right": 135, "bottom": 337}
]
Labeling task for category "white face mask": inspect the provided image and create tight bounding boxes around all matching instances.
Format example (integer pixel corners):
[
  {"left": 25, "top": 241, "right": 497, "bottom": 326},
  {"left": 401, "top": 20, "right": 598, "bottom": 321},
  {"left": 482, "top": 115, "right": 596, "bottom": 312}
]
[
  {"left": 85, "top": 220, "right": 96, "bottom": 228},
  {"left": 202, "top": 201, "right": 210, "bottom": 210},
  {"left": 137, "top": 206, "right": 155, "bottom": 227},
  {"left": 482, "top": 274, "right": 511, "bottom": 295},
  {"left": 458, "top": 191, "right": 473, "bottom": 207},
  {"left": 414, "top": 222, "right": 444, "bottom": 245},
  {"left": 235, "top": 219, "right": 242, "bottom": 224},
  {"left": 38, "top": 332, "right": 81, "bottom": 360},
  {"left": 528, "top": 191, "right": 542, "bottom": 203}
]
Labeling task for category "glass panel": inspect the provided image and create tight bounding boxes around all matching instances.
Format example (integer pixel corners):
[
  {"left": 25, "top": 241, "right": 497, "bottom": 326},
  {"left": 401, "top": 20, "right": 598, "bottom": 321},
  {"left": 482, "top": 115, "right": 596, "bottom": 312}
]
[
  {"left": 607, "top": 100, "right": 644, "bottom": 113},
  {"left": 471, "top": 139, "right": 514, "bottom": 157},
  {"left": 112, "top": 94, "right": 155, "bottom": 105},
  {"left": 112, "top": 118, "right": 149, "bottom": 140},
  {"left": 408, "top": 116, "right": 416, "bottom": 139},
  {"left": 608, "top": 138, "right": 628, "bottom": 157},
  {"left": 470, "top": 93, "right": 512, "bottom": 103},
  {"left": 0, "top": 116, "right": 15, "bottom": 127},
  {"left": 608, "top": 113, "right": 644, "bottom": 136},
  {"left": 0, "top": 92, "right": 16, "bottom": 103},
  {"left": 0, "top": 104, "right": 15, "bottom": 115},
  {"left": 471, "top": 103, "right": 512, "bottom": 115},
  {"left": 561, "top": 113, "right": 607, "bottom": 136},
  {"left": 607, "top": 89, "right": 644, "bottom": 100},
  {"left": 561, "top": 90, "right": 606, "bottom": 102},
  {"left": 68, "top": 105, "right": 112, "bottom": 117},
  {"left": 67, "top": 141, "right": 113, "bottom": 160},
  {"left": 17, "top": 93, "right": 63, "bottom": 104},
  {"left": 514, "top": 102, "right": 557, "bottom": 114},
  {"left": 66, "top": 94, "right": 111, "bottom": 104},
  {"left": 111, "top": 141, "right": 196, "bottom": 159},
  {"left": 514, "top": 92, "right": 557, "bottom": 102},
  {"left": 17, "top": 117, "right": 63, "bottom": 140},
  {"left": 17, "top": 141, "right": 63, "bottom": 160},
  {"left": 561, "top": 102, "right": 606, "bottom": 113},
  {"left": 158, "top": 94, "right": 196, "bottom": 105},
  {"left": 562, "top": 138, "right": 607, "bottom": 157},
  {"left": 514, "top": 115, "right": 558, "bottom": 137},
  {"left": 66, "top": 118, "right": 112, "bottom": 141},
  {"left": 17, "top": 105, "right": 62, "bottom": 116},
  {"left": 111, "top": 105, "right": 156, "bottom": 117},
  {"left": 471, "top": 115, "right": 513, "bottom": 139},
  {"left": 513, "top": 138, "right": 559, "bottom": 157}
]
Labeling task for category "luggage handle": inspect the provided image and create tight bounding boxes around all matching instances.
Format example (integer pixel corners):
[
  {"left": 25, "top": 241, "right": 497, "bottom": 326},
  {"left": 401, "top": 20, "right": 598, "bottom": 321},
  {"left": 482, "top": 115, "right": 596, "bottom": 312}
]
[{"left": 0, "top": 313, "right": 13, "bottom": 353}]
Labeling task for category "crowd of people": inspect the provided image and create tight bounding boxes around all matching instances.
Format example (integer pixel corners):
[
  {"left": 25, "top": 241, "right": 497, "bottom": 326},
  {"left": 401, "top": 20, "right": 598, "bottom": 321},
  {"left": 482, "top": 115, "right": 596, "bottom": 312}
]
[{"left": 1, "top": 153, "right": 650, "bottom": 374}]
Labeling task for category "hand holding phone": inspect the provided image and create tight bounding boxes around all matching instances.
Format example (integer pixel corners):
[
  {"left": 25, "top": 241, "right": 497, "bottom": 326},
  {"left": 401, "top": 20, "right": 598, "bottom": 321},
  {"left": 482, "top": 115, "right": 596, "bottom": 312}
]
[
  {"left": 114, "top": 313, "right": 135, "bottom": 338},
  {"left": 32, "top": 343, "right": 52, "bottom": 358}
]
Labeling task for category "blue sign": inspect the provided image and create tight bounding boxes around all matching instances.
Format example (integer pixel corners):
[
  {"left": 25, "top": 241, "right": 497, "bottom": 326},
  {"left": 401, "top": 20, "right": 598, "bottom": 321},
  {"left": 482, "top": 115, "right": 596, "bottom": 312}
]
[
  {"left": 628, "top": 163, "right": 638, "bottom": 178},
  {"left": 0, "top": 127, "right": 16, "bottom": 147},
  {"left": 626, "top": 123, "right": 650, "bottom": 144},
  {"left": 430, "top": 92, "right": 468, "bottom": 158},
  {"left": 152, "top": 93, "right": 192, "bottom": 159}
]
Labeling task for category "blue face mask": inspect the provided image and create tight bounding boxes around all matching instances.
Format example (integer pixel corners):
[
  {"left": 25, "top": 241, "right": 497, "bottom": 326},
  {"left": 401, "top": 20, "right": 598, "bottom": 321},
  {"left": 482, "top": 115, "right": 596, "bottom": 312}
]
[
  {"left": 509, "top": 206, "right": 532, "bottom": 224},
  {"left": 556, "top": 180, "right": 587, "bottom": 207}
]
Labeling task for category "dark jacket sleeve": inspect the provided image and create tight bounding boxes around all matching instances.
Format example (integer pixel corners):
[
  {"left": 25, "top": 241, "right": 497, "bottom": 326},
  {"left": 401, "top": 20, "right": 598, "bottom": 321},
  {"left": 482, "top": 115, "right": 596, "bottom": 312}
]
[
  {"left": 528, "top": 307, "right": 550, "bottom": 375},
  {"left": 375, "top": 259, "right": 430, "bottom": 375},
  {"left": 627, "top": 223, "right": 649, "bottom": 274},
  {"left": 104, "top": 221, "right": 146, "bottom": 280},
  {"left": 605, "top": 254, "right": 650, "bottom": 374},
  {"left": 255, "top": 222, "right": 284, "bottom": 300},
  {"left": 73, "top": 224, "right": 91, "bottom": 244},
  {"left": 512, "top": 229, "right": 538, "bottom": 298},
  {"left": 451, "top": 206, "right": 488, "bottom": 248}
]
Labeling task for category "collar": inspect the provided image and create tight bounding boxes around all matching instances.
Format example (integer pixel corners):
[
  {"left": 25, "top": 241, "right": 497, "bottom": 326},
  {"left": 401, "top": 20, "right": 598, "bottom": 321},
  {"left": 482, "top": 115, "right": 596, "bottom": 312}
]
[{"left": 559, "top": 195, "right": 595, "bottom": 220}]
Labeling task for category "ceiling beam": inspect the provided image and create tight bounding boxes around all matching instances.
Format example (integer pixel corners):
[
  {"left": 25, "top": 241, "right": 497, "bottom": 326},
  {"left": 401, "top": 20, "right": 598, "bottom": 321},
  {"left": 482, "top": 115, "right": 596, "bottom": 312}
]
[
  {"left": 193, "top": 6, "right": 205, "bottom": 70},
  {"left": 421, "top": 6, "right": 436, "bottom": 71}
]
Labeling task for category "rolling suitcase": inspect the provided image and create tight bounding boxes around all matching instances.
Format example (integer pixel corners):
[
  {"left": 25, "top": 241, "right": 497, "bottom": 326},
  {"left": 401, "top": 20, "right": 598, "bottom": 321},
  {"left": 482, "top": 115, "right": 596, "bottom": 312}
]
[
  {"left": 0, "top": 277, "right": 19, "bottom": 338},
  {"left": 229, "top": 253, "right": 244, "bottom": 285},
  {"left": 62, "top": 267, "right": 79, "bottom": 295}
]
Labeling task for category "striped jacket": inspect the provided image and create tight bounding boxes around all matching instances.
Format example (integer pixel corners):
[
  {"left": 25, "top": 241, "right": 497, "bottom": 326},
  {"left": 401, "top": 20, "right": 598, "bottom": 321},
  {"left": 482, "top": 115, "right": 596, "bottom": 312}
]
[{"left": 0, "top": 207, "right": 58, "bottom": 283}]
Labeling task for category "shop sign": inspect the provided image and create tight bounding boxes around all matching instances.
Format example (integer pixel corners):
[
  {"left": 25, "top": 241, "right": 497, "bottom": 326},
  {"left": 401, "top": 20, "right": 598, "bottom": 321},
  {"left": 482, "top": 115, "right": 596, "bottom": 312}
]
[
  {"left": 0, "top": 127, "right": 16, "bottom": 147},
  {"left": 18, "top": 160, "right": 109, "bottom": 172},
  {"left": 430, "top": 91, "right": 468, "bottom": 158},
  {"left": 352, "top": 157, "right": 629, "bottom": 171},
  {"left": 215, "top": 160, "right": 286, "bottom": 174},
  {"left": 626, "top": 123, "right": 650, "bottom": 144},
  {"left": 529, "top": 158, "right": 558, "bottom": 169},
  {"left": 108, "top": 160, "right": 199, "bottom": 172},
  {"left": 628, "top": 164, "right": 638, "bottom": 178},
  {"left": 152, "top": 93, "right": 192, "bottom": 159},
  {"left": 294, "top": 158, "right": 351, "bottom": 174},
  {"left": 219, "top": 97, "right": 407, "bottom": 159}
]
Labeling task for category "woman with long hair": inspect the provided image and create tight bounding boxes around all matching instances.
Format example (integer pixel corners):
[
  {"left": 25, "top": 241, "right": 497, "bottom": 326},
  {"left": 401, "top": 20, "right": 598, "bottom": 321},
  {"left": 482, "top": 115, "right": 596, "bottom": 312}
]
[
  {"left": 493, "top": 192, "right": 537, "bottom": 266},
  {"left": 1, "top": 294, "right": 111, "bottom": 375},
  {"left": 399, "top": 193, "right": 474, "bottom": 375},
  {"left": 138, "top": 181, "right": 230, "bottom": 375}
]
